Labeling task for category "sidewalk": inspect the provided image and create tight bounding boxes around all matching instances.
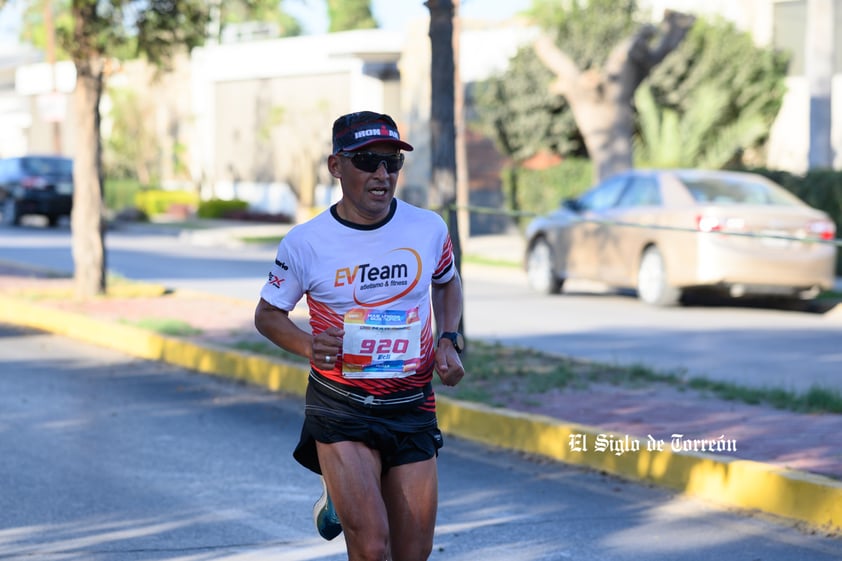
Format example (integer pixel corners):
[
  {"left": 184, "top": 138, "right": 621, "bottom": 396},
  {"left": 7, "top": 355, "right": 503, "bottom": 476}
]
[{"left": 2, "top": 221, "right": 841, "bottom": 536}]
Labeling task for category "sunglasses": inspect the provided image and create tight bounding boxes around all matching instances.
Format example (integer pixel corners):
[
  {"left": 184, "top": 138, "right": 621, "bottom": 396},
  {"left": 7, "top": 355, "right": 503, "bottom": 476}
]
[{"left": 338, "top": 151, "right": 405, "bottom": 173}]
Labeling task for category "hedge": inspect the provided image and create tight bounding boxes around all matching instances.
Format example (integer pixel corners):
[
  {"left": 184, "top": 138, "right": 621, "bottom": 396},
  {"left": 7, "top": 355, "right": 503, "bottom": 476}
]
[
  {"left": 134, "top": 189, "right": 200, "bottom": 217},
  {"left": 197, "top": 198, "right": 250, "bottom": 219}
]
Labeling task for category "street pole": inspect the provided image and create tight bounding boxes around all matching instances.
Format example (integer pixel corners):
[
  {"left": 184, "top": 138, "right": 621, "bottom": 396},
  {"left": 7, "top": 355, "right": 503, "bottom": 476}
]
[
  {"left": 426, "top": 0, "right": 465, "bottom": 337},
  {"left": 806, "top": 0, "right": 834, "bottom": 169},
  {"left": 454, "top": 0, "right": 470, "bottom": 246}
]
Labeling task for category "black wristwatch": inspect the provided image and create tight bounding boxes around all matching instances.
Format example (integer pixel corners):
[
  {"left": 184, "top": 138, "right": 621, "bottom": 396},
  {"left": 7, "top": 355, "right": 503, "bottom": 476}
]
[{"left": 438, "top": 331, "right": 464, "bottom": 354}]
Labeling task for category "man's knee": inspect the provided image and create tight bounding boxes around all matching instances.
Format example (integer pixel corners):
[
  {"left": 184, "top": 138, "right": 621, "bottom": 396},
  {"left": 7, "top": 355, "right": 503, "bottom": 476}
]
[
  {"left": 391, "top": 539, "right": 433, "bottom": 561},
  {"left": 346, "top": 532, "right": 389, "bottom": 561}
]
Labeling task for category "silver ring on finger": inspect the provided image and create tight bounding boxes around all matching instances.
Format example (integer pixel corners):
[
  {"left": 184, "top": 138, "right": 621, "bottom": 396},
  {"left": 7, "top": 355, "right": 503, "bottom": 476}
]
[{"left": 325, "top": 355, "right": 330, "bottom": 362}]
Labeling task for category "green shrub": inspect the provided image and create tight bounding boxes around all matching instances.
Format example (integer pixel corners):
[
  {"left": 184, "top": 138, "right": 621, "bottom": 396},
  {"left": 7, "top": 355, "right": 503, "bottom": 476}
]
[
  {"left": 503, "top": 157, "right": 593, "bottom": 228},
  {"left": 197, "top": 198, "right": 249, "bottom": 219},
  {"left": 104, "top": 178, "right": 145, "bottom": 212},
  {"left": 134, "top": 189, "right": 199, "bottom": 217}
]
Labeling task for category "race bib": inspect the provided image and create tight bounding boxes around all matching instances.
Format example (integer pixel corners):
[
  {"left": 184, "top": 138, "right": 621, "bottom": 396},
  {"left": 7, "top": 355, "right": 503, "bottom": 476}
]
[{"left": 341, "top": 307, "right": 422, "bottom": 379}]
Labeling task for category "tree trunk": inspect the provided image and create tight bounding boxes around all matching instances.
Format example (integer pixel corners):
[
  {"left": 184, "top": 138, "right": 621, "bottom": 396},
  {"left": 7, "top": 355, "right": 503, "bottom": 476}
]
[
  {"left": 71, "top": 58, "right": 107, "bottom": 298},
  {"left": 508, "top": 165, "right": 519, "bottom": 212},
  {"left": 570, "top": 79, "right": 635, "bottom": 181},
  {"left": 426, "top": 0, "right": 458, "bottom": 213},
  {"left": 426, "top": 0, "right": 463, "bottom": 334},
  {"left": 453, "top": 5, "right": 469, "bottom": 243},
  {"left": 534, "top": 11, "right": 695, "bottom": 182}
]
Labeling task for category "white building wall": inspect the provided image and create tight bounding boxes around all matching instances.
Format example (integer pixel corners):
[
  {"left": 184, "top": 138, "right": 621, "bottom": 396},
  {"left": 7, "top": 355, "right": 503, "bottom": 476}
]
[
  {"left": 188, "top": 30, "right": 407, "bottom": 216},
  {"left": 14, "top": 60, "right": 75, "bottom": 157},
  {"left": 349, "top": 61, "right": 385, "bottom": 111},
  {"left": 768, "top": 77, "right": 811, "bottom": 172},
  {"left": 0, "top": 93, "right": 31, "bottom": 157}
]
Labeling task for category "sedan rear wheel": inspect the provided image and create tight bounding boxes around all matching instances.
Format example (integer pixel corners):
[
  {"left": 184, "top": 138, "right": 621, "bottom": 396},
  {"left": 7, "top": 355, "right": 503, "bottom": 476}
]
[
  {"left": 637, "top": 247, "right": 681, "bottom": 306},
  {"left": 527, "top": 238, "right": 564, "bottom": 295}
]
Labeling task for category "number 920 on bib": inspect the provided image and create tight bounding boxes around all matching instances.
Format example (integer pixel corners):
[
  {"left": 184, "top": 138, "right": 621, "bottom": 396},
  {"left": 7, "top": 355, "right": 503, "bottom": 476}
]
[{"left": 341, "top": 307, "right": 422, "bottom": 379}]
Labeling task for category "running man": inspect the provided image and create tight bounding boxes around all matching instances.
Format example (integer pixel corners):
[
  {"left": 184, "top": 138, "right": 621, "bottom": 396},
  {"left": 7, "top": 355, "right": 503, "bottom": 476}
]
[{"left": 255, "top": 110, "right": 465, "bottom": 561}]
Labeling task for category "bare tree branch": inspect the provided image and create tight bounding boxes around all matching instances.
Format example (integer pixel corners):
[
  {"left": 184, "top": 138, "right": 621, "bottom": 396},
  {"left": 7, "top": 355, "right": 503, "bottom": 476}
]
[
  {"left": 533, "top": 34, "right": 581, "bottom": 98},
  {"left": 533, "top": 10, "right": 695, "bottom": 181}
]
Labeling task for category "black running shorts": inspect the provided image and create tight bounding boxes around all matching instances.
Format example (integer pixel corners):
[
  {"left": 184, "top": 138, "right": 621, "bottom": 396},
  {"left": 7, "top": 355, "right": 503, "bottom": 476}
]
[{"left": 293, "top": 379, "right": 443, "bottom": 475}]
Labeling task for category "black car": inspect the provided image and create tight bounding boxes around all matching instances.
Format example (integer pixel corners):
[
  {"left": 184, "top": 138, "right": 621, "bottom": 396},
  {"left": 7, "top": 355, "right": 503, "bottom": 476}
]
[{"left": 0, "top": 155, "right": 74, "bottom": 227}]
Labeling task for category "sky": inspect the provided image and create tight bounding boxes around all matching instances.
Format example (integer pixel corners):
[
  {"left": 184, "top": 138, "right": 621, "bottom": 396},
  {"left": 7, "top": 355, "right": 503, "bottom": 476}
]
[
  {"left": 0, "top": 0, "right": 532, "bottom": 47},
  {"left": 0, "top": 0, "right": 24, "bottom": 48},
  {"left": 286, "top": 0, "right": 532, "bottom": 34}
]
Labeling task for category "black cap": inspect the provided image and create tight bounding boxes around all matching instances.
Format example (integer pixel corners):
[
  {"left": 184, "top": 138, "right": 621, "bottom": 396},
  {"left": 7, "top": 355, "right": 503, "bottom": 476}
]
[{"left": 332, "top": 111, "right": 414, "bottom": 154}]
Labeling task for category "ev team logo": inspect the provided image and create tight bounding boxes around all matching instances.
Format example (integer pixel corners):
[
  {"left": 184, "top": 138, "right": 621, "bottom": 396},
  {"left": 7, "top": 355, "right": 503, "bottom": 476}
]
[{"left": 333, "top": 247, "right": 422, "bottom": 307}]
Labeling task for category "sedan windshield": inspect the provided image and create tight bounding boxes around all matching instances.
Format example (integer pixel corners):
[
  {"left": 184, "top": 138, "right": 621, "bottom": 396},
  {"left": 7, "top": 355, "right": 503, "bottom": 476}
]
[
  {"left": 21, "top": 157, "right": 73, "bottom": 176},
  {"left": 680, "top": 175, "right": 803, "bottom": 206}
]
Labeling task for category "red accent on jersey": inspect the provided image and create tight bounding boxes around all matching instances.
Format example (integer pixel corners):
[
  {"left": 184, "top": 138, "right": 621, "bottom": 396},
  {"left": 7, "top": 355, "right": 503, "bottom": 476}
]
[{"left": 260, "top": 200, "right": 455, "bottom": 409}]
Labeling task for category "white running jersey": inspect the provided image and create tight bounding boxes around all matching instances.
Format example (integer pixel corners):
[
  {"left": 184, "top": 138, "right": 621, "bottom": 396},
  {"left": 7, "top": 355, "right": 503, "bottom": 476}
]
[{"left": 260, "top": 199, "right": 455, "bottom": 399}]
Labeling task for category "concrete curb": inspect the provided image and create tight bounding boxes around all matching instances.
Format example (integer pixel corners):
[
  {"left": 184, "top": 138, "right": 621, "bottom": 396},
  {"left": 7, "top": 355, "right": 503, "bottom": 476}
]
[{"left": 2, "top": 294, "right": 840, "bottom": 534}]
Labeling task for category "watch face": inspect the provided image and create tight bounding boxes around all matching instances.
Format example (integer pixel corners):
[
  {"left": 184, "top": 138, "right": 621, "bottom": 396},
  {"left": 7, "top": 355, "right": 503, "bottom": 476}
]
[{"left": 454, "top": 333, "right": 465, "bottom": 351}]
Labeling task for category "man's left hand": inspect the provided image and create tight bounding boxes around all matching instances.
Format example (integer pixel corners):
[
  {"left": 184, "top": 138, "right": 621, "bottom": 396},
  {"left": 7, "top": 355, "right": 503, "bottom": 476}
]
[{"left": 435, "top": 345, "right": 464, "bottom": 386}]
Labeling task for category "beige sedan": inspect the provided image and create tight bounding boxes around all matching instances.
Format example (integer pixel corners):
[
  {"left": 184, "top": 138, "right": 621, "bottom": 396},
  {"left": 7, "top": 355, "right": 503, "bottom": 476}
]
[{"left": 524, "top": 169, "right": 837, "bottom": 306}]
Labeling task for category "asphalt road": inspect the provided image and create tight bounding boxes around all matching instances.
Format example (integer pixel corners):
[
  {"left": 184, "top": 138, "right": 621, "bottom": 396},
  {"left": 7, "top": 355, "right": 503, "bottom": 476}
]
[
  {"left": 0, "top": 222, "right": 840, "bottom": 393},
  {"left": 2, "top": 323, "right": 841, "bottom": 561}
]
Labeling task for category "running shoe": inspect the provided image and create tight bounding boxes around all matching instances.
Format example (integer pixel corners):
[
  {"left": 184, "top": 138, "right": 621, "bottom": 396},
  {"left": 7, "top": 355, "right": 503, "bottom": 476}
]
[{"left": 313, "top": 476, "right": 342, "bottom": 540}]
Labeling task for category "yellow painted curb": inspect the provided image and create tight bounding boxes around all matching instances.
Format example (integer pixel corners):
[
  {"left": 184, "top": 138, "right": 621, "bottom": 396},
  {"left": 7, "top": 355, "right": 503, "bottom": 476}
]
[
  {"left": 436, "top": 398, "right": 842, "bottom": 533},
  {"left": 1, "top": 293, "right": 840, "bottom": 533},
  {"left": 0, "top": 295, "right": 310, "bottom": 398}
]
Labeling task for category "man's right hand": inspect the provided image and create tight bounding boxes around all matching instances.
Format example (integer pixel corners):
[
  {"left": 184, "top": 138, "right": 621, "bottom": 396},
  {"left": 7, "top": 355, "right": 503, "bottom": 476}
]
[{"left": 313, "top": 326, "right": 344, "bottom": 368}]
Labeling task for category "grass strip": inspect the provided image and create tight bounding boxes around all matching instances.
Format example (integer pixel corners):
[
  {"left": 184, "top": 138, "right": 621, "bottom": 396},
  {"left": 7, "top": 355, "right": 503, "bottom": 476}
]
[
  {"left": 438, "top": 340, "right": 842, "bottom": 414},
  {"left": 228, "top": 339, "right": 307, "bottom": 364},
  {"left": 121, "top": 318, "right": 203, "bottom": 337}
]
